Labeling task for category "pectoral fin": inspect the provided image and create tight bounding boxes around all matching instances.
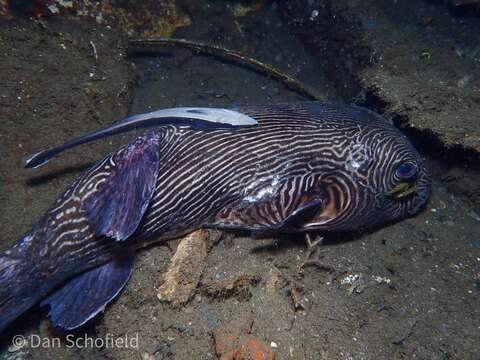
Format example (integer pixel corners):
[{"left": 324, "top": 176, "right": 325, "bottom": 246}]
[
  {"left": 82, "top": 133, "right": 161, "bottom": 241},
  {"left": 251, "top": 196, "right": 323, "bottom": 238},
  {"left": 40, "top": 255, "right": 134, "bottom": 330}
]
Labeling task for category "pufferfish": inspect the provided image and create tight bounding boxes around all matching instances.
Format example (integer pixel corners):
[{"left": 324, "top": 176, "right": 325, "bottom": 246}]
[{"left": 0, "top": 102, "right": 430, "bottom": 333}]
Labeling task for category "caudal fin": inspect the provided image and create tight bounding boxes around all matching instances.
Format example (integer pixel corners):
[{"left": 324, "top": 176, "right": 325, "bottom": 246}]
[
  {"left": 0, "top": 253, "right": 43, "bottom": 333},
  {"left": 41, "top": 255, "right": 134, "bottom": 330},
  {"left": 0, "top": 250, "right": 135, "bottom": 333}
]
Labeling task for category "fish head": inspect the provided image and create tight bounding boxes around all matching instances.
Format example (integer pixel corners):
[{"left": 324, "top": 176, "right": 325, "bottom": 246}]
[
  {"left": 371, "top": 130, "right": 431, "bottom": 223},
  {"left": 301, "top": 107, "right": 431, "bottom": 231}
]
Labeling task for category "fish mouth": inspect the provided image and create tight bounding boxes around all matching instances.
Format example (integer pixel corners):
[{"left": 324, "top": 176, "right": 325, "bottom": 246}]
[{"left": 387, "top": 181, "right": 417, "bottom": 199}]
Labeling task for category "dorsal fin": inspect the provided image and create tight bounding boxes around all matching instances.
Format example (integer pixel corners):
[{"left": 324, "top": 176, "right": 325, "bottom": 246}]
[{"left": 24, "top": 107, "right": 257, "bottom": 169}]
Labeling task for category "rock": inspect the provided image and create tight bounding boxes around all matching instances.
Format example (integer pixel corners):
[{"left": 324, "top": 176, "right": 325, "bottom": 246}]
[
  {"left": 280, "top": 0, "right": 480, "bottom": 157},
  {"left": 213, "top": 313, "right": 275, "bottom": 360}
]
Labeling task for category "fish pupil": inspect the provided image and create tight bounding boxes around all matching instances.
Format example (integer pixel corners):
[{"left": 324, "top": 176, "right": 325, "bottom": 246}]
[{"left": 397, "top": 162, "right": 417, "bottom": 179}]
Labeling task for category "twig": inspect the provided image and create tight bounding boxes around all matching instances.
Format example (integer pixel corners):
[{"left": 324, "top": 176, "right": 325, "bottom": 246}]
[{"left": 127, "top": 37, "right": 325, "bottom": 101}]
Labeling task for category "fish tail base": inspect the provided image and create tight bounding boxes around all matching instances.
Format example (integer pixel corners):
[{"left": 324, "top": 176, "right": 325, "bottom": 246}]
[{"left": 0, "top": 252, "right": 41, "bottom": 333}]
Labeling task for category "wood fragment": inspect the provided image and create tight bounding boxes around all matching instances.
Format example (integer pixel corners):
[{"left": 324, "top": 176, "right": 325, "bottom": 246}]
[
  {"left": 203, "top": 274, "right": 260, "bottom": 300},
  {"left": 157, "top": 229, "right": 212, "bottom": 306},
  {"left": 265, "top": 267, "right": 282, "bottom": 295},
  {"left": 128, "top": 37, "right": 325, "bottom": 101},
  {"left": 289, "top": 285, "right": 304, "bottom": 310}
]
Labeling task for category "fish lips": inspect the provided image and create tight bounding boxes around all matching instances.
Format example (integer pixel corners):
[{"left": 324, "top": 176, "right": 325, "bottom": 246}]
[
  {"left": 386, "top": 167, "right": 432, "bottom": 217},
  {"left": 386, "top": 181, "right": 418, "bottom": 199}
]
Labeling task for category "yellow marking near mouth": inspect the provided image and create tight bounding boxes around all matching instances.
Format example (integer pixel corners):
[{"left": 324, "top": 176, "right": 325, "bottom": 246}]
[{"left": 388, "top": 182, "right": 417, "bottom": 198}]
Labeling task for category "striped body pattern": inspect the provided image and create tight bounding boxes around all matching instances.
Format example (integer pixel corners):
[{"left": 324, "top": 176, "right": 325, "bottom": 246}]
[
  {"left": 137, "top": 102, "right": 430, "bottom": 241},
  {"left": 0, "top": 102, "right": 431, "bottom": 332}
]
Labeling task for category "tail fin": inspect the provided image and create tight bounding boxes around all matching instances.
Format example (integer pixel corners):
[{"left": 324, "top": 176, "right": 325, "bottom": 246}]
[{"left": 0, "top": 252, "right": 42, "bottom": 333}]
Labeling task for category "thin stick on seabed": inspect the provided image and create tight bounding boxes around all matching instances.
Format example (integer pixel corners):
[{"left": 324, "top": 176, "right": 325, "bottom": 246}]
[{"left": 127, "top": 37, "right": 325, "bottom": 102}]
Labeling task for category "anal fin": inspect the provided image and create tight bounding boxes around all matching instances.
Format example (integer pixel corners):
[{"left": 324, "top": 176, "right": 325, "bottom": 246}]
[{"left": 40, "top": 255, "right": 134, "bottom": 330}]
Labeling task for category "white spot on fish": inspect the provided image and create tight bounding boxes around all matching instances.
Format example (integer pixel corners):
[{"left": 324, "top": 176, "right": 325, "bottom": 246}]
[
  {"left": 65, "top": 206, "right": 77, "bottom": 215},
  {"left": 19, "top": 233, "right": 33, "bottom": 246},
  {"left": 243, "top": 175, "right": 281, "bottom": 203},
  {"left": 350, "top": 160, "right": 361, "bottom": 170},
  {"left": 346, "top": 142, "right": 371, "bottom": 174}
]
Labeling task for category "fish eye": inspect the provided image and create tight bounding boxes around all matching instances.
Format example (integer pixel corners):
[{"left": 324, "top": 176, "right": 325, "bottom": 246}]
[{"left": 396, "top": 162, "right": 417, "bottom": 179}]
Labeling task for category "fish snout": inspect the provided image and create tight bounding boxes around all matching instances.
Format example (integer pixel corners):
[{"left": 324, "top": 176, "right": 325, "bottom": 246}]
[
  {"left": 384, "top": 159, "right": 431, "bottom": 217},
  {"left": 409, "top": 162, "right": 432, "bottom": 213}
]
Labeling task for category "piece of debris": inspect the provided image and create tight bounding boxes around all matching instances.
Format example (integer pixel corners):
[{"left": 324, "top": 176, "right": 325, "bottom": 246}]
[
  {"left": 4, "top": 342, "right": 28, "bottom": 360},
  {"left": 419, "top": 15, "right": 434, "bottom": 27},
  {"left": 289, "top": 283, "right": 304, "bottom": 310},
  {"left": 265, "top": 267, "right": 282, "bottom": 295},
  {"left": 420, "top": 51, "right": 431, "bottom": 60},
  {"left": 373, "top": 275, "right": 392, "bottom": 285},
  {"left": 90, "top": 40, "right": 98, "bottom": 61},
  {"left": 340, "top": 274, "right": 360, "bottom": 285},
  {"left": 157, "top": 229, "right": 217, "bottom": 306},
  {"left": 213, "top": 313, "right": 275, "bottom": 360},
  {"left": 392, "top": 318, "right": 417, "bottom": 345},
  {"left": 275, "top": 270, "right": 306, "bottom": 311},
  {"left": 298, "top": 235, "right": 335, "bottom": 274},
  {"left": 141, "top": 352, "right": 156, "bottom": 360},
  {"left": 449, "top": 0, "right": 480, "bottom": 6},
  {"left": 128, "top": 38, "right": 325, "bottom": 101},
  {"left": 340, "top": 273, "right": 368, "bottom": 295},
  {"left": 101, "top": 1, "right": 191, "bottom": 36},
  {"left": 203, "top": 274, "right": 260, "bottom": 301},
  {"left": 0, "top": 0, "right": 12, "bottom": 19},
  {"left": 47, "top": 3, "right": 60, "bottom": 14},
  {"left": 231, "top": 0, "right": 265, "bottom": 17},
  {"left": 339, "top": 273, "right": 394, "bottom": 295}
]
